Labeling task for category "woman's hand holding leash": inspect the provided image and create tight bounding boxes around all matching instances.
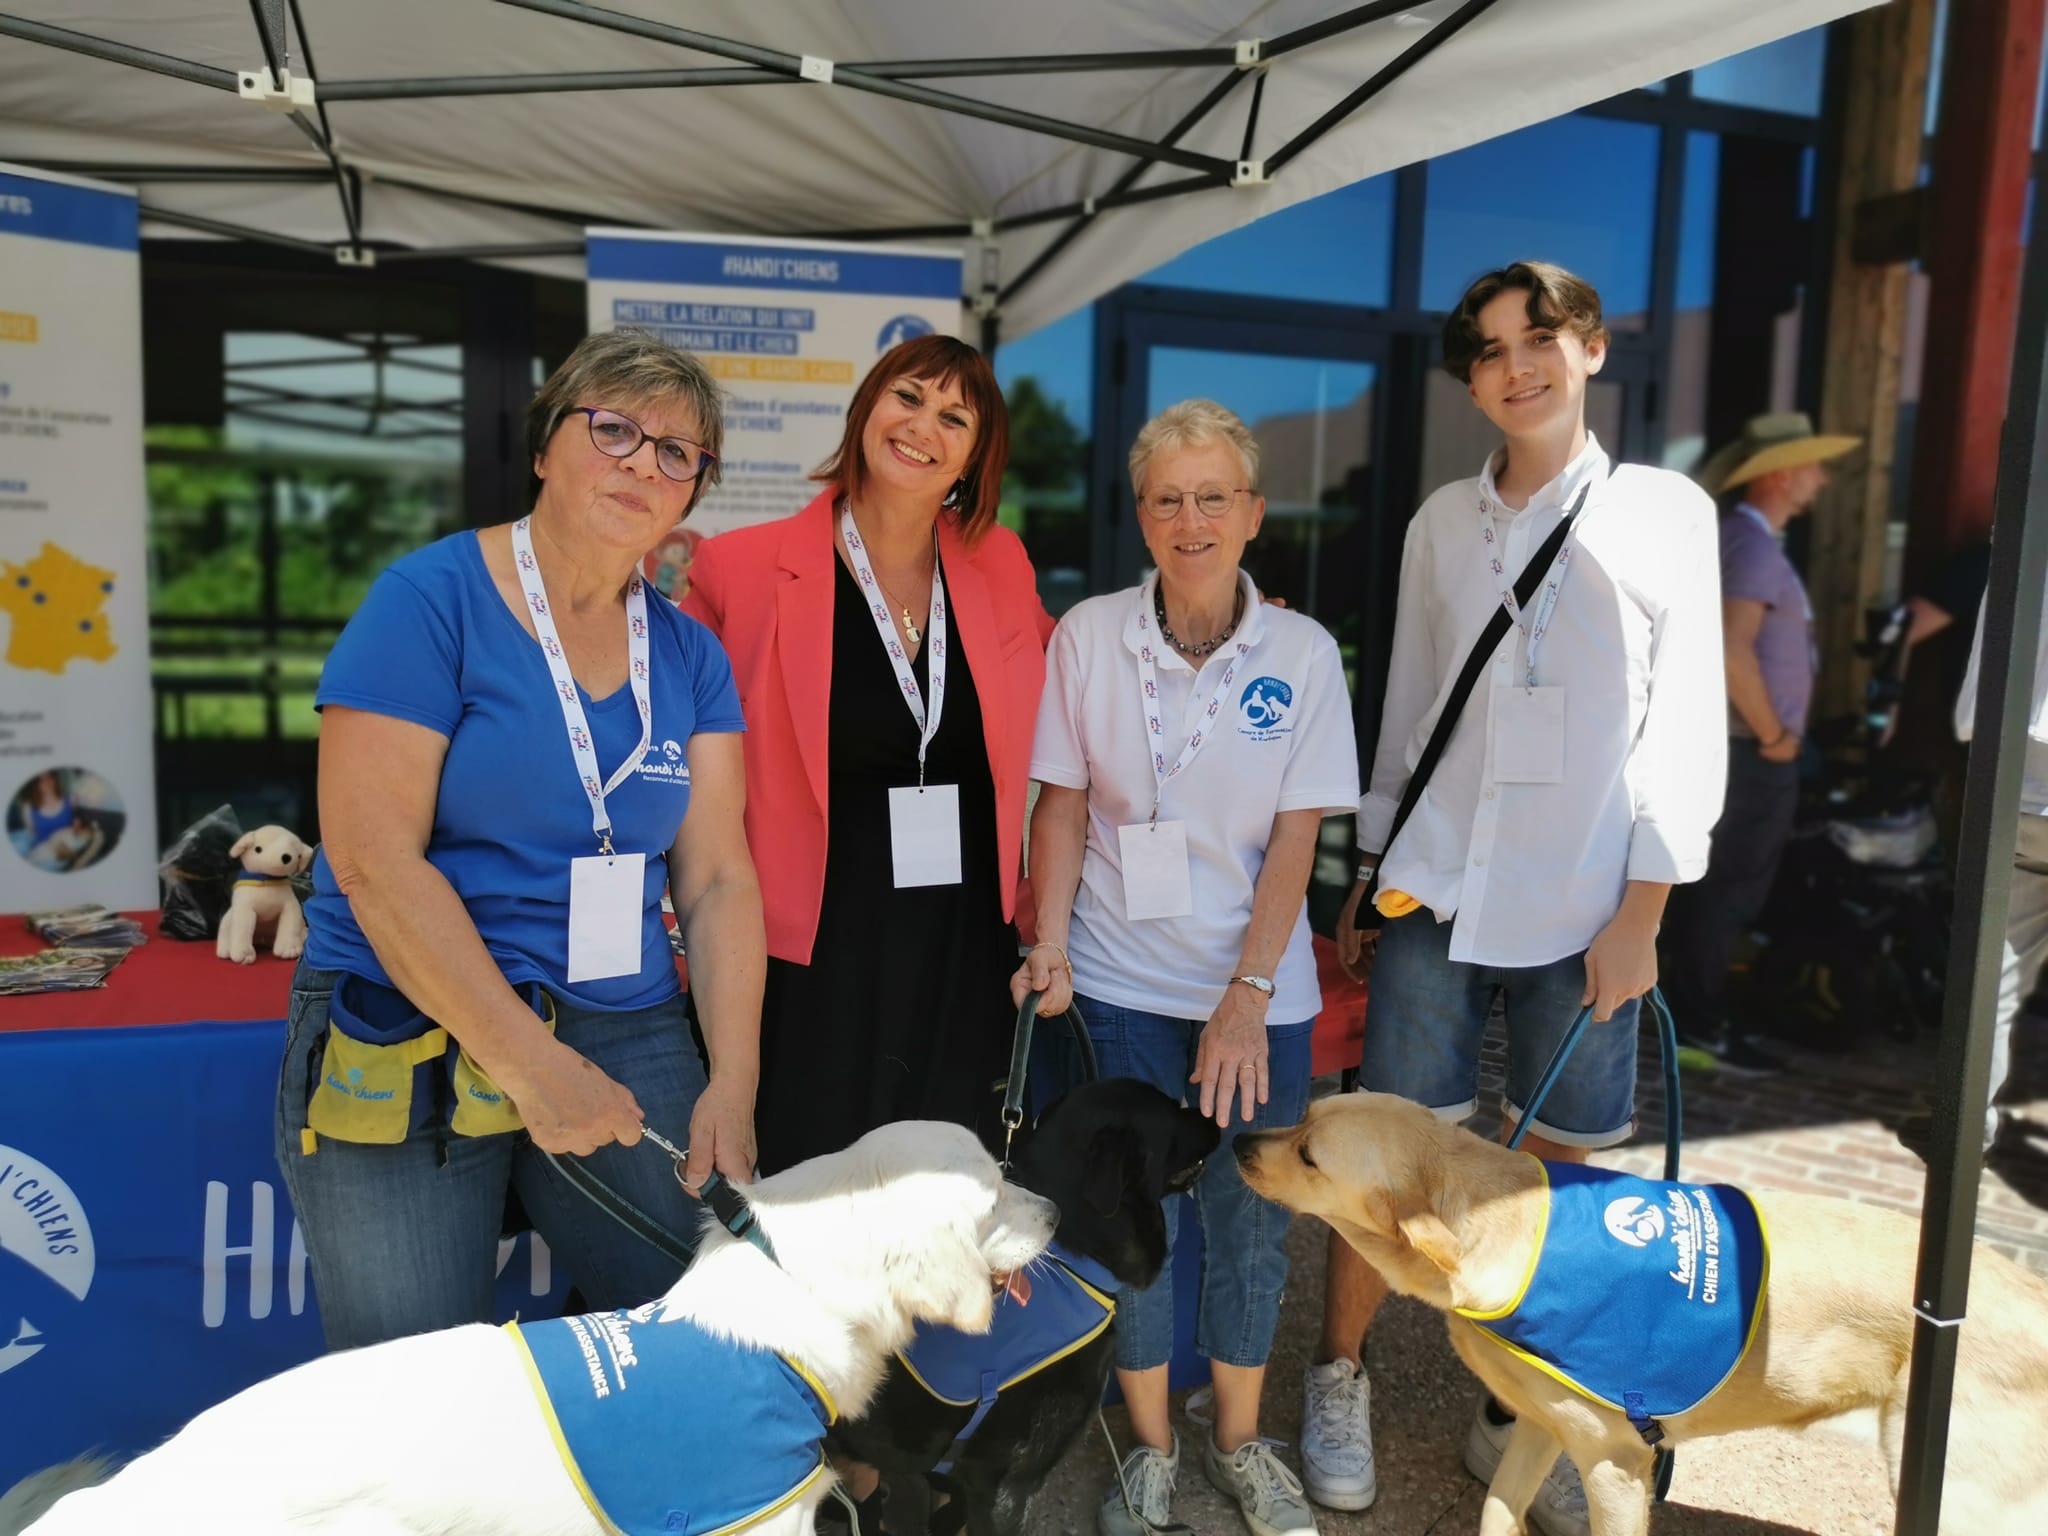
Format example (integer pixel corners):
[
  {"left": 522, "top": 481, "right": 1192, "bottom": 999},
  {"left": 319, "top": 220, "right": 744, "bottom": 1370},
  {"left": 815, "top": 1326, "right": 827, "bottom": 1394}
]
[
  {"left": 507, "top": 1043, "right": 646, "bottom": 1156},
  {"left": 1010, "top": 942, "right": 1074, "bottom": 1017},
  {"left": 683, "top": 1073, "right": 758, "bottom": 1192},
  {"left": 1194, "top": 982, "right": 1270, "bottom": 1127}
]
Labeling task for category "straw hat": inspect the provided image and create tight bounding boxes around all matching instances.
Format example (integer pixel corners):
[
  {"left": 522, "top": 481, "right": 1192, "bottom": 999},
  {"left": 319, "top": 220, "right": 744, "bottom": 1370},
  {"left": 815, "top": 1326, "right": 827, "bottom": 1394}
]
[{"left": 1696, "top": 411, "right": 1861, "bottom": 496}]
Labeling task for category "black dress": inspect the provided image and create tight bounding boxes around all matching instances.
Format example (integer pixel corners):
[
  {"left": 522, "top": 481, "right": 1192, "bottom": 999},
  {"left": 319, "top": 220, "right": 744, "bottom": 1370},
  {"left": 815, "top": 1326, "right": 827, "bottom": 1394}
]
[{"left": 753, "top": 556, "right": 1017, "bottom": 1174}]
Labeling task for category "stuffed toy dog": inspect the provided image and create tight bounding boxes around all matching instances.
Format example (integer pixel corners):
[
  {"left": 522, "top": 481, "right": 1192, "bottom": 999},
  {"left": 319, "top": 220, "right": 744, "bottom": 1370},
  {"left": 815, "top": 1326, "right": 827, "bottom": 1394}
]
[{"left": 215, "top": 825, "right": 313, "bottom": 964}]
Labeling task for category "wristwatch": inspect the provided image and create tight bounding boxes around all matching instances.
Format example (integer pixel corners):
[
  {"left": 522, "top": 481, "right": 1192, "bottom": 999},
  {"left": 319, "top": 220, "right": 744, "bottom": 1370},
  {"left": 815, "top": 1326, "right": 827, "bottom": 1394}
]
[{"left": 1230, "top": 973, "right": 1276, "bottom": 997}]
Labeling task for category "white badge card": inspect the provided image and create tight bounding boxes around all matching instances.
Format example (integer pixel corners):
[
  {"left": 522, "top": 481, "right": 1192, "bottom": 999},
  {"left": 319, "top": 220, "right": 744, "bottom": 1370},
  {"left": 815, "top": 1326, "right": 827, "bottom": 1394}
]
[
  {"left": 888, "top": 784, "right": 963, "bottom": 888},
  {"left": 568, "top": 852, "right": 649, "bottom": 982},
  {"left": 1490, "top": 686, "right": 1567, "bottom": 784},
  {"left": 1118, "top": 819, "right": 1195, "bottom": 921}
]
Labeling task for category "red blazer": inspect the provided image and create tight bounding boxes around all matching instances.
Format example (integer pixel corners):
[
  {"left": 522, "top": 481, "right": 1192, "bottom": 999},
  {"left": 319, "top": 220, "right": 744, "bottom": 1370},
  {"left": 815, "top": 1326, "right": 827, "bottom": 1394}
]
[{"left": 683, "top": 488, "right": 1053, "bottom": 964}]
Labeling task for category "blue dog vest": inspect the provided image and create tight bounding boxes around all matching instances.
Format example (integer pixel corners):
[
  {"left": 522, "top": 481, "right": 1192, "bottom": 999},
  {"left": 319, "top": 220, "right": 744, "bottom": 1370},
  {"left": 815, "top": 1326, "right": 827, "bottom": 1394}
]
[
  {"left": 1457, "top": 1161, "right": 1771, "bottom": 1445},
  {"left": 897, "top": 1242, "right": 1117, "bottom": 1471},
  {"left": 509, "top": 1303, "right": 837, "bottom": 1535}
]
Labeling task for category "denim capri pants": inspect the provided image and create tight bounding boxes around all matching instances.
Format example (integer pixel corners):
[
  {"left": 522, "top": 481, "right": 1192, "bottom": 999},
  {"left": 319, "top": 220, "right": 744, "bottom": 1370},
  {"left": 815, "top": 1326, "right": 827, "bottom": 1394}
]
[{"left": 1057, "top": 994, "right": 1314, "bottom": 1372}]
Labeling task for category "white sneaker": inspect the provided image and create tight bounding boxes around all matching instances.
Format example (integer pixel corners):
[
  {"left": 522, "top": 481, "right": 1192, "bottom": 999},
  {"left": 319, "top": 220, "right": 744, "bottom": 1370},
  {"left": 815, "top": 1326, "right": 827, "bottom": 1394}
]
[
  {"left": 1099, "top": 1434, "right": 1179, "bottom": 1536},
  {"left": 1462, "top": 1399, "right": 1590, "bottom": 1536},
  {"left": 1202, "top": 1437, "right": 1319, "bottom": 1536},
  {"left": 1298, "top": 1360, "right": 1377, "bottom": 1510}
]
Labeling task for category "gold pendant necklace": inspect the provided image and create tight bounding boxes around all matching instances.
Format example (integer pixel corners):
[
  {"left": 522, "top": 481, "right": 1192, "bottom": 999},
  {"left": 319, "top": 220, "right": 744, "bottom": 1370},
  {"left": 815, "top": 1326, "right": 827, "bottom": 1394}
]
[{"left": 901, "top": 605, "right": 922, "bottom": 646}]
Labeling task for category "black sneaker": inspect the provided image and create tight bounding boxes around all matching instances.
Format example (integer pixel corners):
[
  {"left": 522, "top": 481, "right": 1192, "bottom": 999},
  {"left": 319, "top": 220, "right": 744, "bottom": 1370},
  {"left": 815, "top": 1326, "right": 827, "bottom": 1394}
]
[{"left": 1676, "top": 1026, "right": 1782, "bottom": 1077}]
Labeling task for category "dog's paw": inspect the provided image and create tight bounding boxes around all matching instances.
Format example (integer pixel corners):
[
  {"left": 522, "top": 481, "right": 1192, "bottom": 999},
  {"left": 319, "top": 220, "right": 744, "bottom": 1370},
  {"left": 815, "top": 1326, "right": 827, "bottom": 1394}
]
[{"left": 228, "top": 948, "right": 257, "bottom": 966}]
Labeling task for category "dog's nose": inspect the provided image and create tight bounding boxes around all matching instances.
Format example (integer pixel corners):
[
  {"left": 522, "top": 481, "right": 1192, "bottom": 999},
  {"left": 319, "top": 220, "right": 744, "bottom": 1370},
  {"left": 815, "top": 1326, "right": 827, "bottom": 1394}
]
[{"left": 1233, "top": 1135, "right": 1260, "bottom": 1166}]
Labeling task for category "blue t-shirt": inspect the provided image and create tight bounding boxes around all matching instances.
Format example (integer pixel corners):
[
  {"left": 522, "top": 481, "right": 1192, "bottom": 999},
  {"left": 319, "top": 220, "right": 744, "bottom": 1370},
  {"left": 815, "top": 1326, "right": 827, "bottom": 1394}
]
[{"left": 303, "top": 531, "right": 745, "bottom": 1010}]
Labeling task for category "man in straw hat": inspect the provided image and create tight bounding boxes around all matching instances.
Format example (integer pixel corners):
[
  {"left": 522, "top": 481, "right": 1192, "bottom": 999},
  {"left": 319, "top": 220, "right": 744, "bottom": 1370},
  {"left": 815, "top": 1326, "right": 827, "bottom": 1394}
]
[{"left": 1661, "top": 411, "right": 1860, "bottom": 1074}]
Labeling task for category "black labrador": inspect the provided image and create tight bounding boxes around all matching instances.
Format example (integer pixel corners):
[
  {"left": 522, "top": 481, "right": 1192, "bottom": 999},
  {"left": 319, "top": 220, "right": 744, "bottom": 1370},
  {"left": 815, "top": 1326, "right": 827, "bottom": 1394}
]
[{"left": 830, "top": 1076, "right": 1219, "bottom": 1536}]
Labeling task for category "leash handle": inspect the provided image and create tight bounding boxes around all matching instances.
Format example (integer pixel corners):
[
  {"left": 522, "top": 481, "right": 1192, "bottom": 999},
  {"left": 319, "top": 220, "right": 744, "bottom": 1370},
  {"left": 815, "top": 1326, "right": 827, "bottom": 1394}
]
[
  {"left": 1507, "top": 987, "right": 1682, "bottom": 1181},
  {"left": 1001, "top": 990, "right": 1097, "bottom": 1166}
]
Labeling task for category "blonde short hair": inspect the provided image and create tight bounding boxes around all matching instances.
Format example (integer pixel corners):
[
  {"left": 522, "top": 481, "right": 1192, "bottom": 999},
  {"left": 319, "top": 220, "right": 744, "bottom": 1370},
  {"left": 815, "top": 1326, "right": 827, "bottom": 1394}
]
[
  {"left": 1127, "top": 398, "right": 1261, "bottom": 495},
  {"left": 527, "top": 328, "right": 726, "bottom": 509}
]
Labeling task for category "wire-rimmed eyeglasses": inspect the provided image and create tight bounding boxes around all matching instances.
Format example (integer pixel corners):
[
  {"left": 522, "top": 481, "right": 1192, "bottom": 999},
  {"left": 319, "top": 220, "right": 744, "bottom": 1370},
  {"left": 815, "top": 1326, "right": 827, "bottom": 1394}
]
[
  {"left": 1142, "top": 482, "right": 1251, "bottom": 519},
  {"left": 566, "top": 405, "right": 718, "bottom": 484}
]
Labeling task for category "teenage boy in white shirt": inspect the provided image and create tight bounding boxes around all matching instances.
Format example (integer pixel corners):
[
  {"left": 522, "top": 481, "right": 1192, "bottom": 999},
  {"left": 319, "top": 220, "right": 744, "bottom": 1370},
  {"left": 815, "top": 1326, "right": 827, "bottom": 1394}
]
[{"left": 1297, "top": 262, "right": 1726, "bottom": 1535}]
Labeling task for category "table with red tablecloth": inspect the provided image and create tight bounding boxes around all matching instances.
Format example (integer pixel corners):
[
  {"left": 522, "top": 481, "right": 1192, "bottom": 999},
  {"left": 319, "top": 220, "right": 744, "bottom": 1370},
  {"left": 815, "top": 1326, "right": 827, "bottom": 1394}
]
[{"left": 0, "top": 912, "right": 578, "bottom": 1489}]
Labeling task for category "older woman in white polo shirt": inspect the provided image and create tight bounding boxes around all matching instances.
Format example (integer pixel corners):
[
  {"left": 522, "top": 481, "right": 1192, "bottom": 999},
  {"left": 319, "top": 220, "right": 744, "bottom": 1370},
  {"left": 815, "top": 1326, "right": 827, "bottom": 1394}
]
[{"left": 1012, "top": 399, "right": 1358, "bottom": 1536}]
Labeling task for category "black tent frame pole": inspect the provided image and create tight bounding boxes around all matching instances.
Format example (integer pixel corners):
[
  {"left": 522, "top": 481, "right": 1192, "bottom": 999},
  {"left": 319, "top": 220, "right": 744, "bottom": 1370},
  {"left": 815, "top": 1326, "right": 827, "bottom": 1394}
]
[
  {"left": 490, "top": 0, "right": 1234, "bottom": 177},
  {"left": 0, "top": 12, "right": 238, "bottom": 91},
  {"left": 1267, "top": 0, "right": 1504, "bottom": 176},
  {"left": 1893, "top": 159, "right": 2048, "bottom": 1535}
]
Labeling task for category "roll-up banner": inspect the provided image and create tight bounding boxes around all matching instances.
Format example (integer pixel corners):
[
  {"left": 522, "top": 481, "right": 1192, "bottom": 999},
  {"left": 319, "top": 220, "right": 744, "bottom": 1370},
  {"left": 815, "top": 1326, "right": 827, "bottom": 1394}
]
[
  {"left": 584, "top": 230, "right": 965, "bottom": 580},
  {"left": 0, "top": 164, "right": 157, "bottom": 913}
]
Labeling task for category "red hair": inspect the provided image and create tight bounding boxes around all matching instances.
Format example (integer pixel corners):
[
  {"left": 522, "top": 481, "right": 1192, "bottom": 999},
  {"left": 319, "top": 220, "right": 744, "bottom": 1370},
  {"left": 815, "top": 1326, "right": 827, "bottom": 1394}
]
[{"left": 813, "top": 335, "right": 1009, "bottom": 544}]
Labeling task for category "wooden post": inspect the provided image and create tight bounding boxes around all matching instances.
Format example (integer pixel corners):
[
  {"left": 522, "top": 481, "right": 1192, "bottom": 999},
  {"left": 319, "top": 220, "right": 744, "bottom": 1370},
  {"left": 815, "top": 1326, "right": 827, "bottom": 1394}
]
[
  {"left": 1809, "top": 0, "right": 1936, "bottom": 721},
  {"left": 1905, "top": 0, "right": 2046, "bottom": 583}
]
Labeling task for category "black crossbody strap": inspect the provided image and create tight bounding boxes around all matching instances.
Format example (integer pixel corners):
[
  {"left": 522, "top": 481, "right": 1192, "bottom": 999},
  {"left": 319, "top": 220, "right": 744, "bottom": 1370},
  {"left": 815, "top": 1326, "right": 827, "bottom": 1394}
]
[{"left": 1362, "top": 483, "right": 1592, "bottom": 918}]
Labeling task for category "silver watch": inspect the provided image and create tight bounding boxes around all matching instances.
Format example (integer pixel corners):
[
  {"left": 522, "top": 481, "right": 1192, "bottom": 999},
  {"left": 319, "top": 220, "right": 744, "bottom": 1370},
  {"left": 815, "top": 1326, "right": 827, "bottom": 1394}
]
[{"left": 1230, "top": 973, "right": 1276, "bottom": 997}]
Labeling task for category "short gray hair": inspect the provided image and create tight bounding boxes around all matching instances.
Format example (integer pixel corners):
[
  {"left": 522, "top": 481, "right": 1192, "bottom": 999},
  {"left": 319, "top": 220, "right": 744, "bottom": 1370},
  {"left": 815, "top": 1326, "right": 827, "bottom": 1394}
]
[
  {"left": 1127, "top": 398, "right": 1261, "bottom": 495},
  {"left": 527, "top": 328, "right": 726, "bottom": 505}
]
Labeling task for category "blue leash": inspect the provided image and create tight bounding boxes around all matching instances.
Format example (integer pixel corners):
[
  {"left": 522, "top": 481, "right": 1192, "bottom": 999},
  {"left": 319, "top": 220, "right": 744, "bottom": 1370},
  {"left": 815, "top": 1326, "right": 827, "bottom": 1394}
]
[{"left": 1501, "top": 985, "right": 1685, "bottom": 1499}]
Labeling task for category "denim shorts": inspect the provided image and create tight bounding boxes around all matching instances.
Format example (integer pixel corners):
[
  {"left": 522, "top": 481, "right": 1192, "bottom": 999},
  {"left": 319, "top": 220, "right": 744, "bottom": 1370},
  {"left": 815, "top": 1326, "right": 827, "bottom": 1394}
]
[
  {"left": 275, "top": 963, "right": 709, "bottom": 1351},
  {"left": 1051, "top": 995, "right": 1314, "bottom": 1372},
  {"left": 1358, "top": 911, "right": 1637, "bottom": 1149}
]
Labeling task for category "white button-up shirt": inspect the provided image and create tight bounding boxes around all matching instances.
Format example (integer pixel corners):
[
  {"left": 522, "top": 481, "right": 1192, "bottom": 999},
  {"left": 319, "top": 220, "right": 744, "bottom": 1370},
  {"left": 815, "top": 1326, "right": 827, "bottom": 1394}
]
[{"left": 1360, "top": 436, "right": 1726, "bottom": 967}]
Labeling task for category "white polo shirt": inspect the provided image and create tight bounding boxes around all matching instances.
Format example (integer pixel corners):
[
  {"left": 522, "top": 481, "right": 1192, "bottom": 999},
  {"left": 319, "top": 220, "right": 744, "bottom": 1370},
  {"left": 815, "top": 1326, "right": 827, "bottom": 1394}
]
[{"left": 1030, "top": 571, "right": 1360, "bottom": 1024}]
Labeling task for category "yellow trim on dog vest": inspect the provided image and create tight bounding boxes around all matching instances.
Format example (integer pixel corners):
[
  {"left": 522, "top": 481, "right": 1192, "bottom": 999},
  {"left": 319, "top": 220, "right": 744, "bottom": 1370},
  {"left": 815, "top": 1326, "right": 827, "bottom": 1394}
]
[{"left": 1455, "top": 1162, "right": 1770, "bottom": 1444}]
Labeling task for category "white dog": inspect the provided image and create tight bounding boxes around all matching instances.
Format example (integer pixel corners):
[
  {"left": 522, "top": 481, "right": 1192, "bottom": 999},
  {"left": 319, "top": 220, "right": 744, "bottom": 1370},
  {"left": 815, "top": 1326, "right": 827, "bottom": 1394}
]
[
  {"left": 2, "top": 1120, "right": 1056, "bottom": 1536},
  {"left": 214, "top": 825, "right": 312, "bottom": 965}
]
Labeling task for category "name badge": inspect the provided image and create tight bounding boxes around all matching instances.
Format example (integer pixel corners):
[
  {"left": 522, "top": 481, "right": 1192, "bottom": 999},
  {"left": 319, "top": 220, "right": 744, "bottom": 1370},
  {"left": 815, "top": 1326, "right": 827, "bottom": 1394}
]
[
  {"left": 1118, "top": 819, "right": 1194, "bottom": 921},
  {"left": 1490, "top": 685, "right": 1567, "bottom": 784},
  {"left": 568, "top": 852, "right": 648, "bottom": 982},
  {"left": 888, "top": 783, "right": 962, "bottom": 888}
]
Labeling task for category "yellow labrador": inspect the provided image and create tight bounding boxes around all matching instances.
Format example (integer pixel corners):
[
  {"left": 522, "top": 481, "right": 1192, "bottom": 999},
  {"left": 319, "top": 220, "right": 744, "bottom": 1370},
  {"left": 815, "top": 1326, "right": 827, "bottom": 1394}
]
[{"left": 1238, "top": 1092, "right": 2048, "bottom": 1536}]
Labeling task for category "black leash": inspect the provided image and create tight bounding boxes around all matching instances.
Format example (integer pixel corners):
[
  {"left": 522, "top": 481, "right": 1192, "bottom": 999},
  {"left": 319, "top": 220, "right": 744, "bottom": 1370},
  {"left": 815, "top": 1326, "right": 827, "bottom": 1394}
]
[
  {"left": 1002, "top": 988, "right": 1097, "bottom": 1166},
  {"left": 1505, "top": 985, "right": 1684, "bottom": 1500},
  {"left": 542, "top": 1125, "right": 777, "bottom": 1271}
]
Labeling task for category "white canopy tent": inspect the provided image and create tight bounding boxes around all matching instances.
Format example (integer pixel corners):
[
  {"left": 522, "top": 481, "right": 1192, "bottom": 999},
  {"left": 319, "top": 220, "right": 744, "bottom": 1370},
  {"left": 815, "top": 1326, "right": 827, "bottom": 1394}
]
[
  {"left": 1, "top": 0, "right": 1873, "bottom": 343},
  {"left": 30, "top": 9, "right": 2047, "bottom": 1536}
]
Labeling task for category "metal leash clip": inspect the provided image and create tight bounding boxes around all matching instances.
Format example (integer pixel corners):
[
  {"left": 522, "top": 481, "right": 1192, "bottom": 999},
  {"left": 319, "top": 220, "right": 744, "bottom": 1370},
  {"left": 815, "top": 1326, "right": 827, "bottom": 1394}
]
[{"left": 639, "top": 1125, "right": 692, "bottom": 1189}]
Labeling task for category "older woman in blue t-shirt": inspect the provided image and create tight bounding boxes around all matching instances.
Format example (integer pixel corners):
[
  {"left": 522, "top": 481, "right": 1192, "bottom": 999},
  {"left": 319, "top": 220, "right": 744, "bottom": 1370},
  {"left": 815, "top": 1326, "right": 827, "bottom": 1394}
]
[{"left": 281, "top": 328, "right": 765, "bottom": 1351}]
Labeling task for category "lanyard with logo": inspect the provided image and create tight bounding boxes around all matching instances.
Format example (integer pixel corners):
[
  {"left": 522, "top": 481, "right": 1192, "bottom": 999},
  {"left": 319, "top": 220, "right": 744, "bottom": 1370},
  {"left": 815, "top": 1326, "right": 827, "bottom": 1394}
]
[
  {"left": 513, "top": 514, "right": 652, "bottom": 982},
  {"left": 1121, "top": 578, "right": 1253, "bottom": 921},
  {"left": 841, "top": 503, "right": 960, "bottom": 888},
  {"left": 1479, "top": 479, "right": 1594, "bottom": 787}
]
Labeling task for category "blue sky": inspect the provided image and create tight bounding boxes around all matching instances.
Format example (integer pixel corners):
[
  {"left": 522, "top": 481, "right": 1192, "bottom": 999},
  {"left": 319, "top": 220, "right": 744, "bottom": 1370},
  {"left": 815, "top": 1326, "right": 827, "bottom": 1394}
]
[{"left": 995, "top": 24, "right": 1827, "bottom": 433}]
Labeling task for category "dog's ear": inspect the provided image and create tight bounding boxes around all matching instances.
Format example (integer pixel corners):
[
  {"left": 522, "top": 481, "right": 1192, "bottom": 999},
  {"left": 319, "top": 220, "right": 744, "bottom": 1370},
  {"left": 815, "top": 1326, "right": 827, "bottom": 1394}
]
[
  {"left": 229, "top": 831, "right": 258, "bottom": 859},
  {"left": 1396, "top": 1209, "right": 1462, "bottom": 1275},
  {"left": 1082, "top": 1124, "right": 1142, "bottom": 1217}
]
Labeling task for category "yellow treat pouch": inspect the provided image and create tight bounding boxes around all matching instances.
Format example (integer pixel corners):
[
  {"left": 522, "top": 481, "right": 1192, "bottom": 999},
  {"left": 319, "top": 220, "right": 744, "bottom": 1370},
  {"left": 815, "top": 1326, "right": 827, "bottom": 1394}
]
[
  {"left": 449, "top": 993, "right": 558, "bottom": 1137},
  {"left": 306, "top": 978, "right": 450, "bottom": 1145}
]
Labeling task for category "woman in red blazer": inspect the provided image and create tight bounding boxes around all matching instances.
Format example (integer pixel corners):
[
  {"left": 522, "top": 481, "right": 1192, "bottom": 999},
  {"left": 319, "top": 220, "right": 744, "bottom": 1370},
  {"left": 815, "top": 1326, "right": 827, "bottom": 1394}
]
[{"left": 684, "top": 335, "right": 1052, "bottom": 1173}]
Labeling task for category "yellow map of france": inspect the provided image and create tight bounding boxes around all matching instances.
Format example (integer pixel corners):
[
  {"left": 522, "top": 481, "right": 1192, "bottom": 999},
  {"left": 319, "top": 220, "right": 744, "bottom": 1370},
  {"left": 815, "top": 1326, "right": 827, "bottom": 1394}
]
[{"left": 0, "top": 542, "right": 118, "bottom": 674}]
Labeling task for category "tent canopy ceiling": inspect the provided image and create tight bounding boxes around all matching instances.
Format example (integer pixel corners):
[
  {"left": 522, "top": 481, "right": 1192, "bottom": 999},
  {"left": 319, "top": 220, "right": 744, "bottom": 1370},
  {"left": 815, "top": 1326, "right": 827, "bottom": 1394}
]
[{"left": 1, "top": 0, "right": 1875, "bottom": 339}]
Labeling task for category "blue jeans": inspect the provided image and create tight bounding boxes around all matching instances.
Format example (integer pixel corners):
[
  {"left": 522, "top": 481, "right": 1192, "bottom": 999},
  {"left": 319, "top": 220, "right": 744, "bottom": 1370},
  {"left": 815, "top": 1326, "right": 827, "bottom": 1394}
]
[
  {"left": 1359, "top": 911, "right": 1637, "bottom": 1148},
  {"left": 275, "top": 964, "right": 709, "bottom": 1351},
  {"left": 1056, "top": 996, "right": 1314, "bottom": 1371}
]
